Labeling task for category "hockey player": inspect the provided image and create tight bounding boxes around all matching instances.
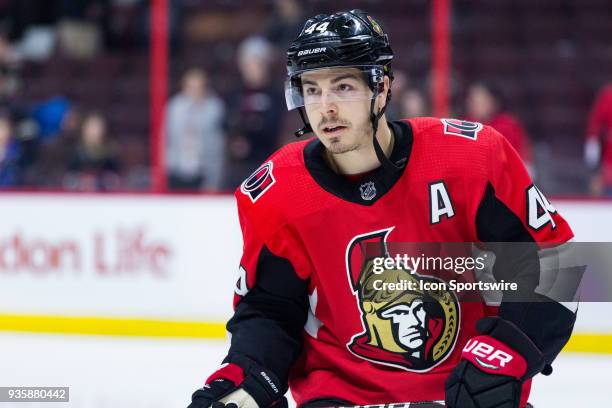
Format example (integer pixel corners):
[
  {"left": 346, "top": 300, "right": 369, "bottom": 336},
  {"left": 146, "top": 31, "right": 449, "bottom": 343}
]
[{"left": 188, "top": 10, "right": 576, "bottom": 408}]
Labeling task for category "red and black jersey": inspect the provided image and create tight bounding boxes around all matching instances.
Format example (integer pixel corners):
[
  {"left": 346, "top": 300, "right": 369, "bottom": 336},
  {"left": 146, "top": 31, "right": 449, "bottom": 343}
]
[
  {"left": 466, "top": 112, "right": 534, "bottom": 168},
  {"left": 225, "top": 117, "right": 574, "bottom": 406}
]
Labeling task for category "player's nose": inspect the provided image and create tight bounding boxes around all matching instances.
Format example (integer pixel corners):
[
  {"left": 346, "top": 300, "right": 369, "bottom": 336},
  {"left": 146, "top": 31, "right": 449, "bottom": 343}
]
[{"left": 319, "top": 90, "right": 338, "bottom": 114}]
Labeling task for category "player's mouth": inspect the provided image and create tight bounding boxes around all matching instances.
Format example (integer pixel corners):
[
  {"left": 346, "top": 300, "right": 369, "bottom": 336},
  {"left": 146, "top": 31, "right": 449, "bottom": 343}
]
[{"left": 322, "top": 125, "right": 348, "bottom": 135}]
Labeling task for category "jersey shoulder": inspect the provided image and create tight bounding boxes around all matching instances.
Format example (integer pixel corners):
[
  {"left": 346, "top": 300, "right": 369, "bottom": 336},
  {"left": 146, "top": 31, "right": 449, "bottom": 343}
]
[
  {"left": 406, "top": 116, "right": 502, "bottom": 146},
  {"left": 234, "top": 138, "right": 322, "bottom": 237},
  {"left": 404, "top": 116, "right": 506, "bottom": 179}
]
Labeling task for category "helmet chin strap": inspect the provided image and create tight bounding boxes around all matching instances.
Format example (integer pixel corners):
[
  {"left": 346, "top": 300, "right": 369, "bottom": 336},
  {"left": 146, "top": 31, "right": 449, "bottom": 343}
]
[
  {"left": 370, "top": 93, "right": 404, "bottom": 173},
  {"left": 295, "top": 107, "right": 313, "bottom": 137}
]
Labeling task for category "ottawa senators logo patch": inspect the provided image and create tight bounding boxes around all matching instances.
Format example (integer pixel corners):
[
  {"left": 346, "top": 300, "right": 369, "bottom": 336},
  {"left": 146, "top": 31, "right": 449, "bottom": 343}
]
[
  {"left": 441, "top": 118, "right": 483, "bottom": 140},
  {"left": 345, "top": 229, "right": 460, "bottom": 372},
  {"left": 240, "top": 162, "right": 275, "bottom": 203}
]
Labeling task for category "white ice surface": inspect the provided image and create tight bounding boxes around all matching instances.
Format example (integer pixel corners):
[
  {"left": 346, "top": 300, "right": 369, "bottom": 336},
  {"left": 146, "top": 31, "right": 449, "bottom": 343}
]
[{"left": 0, "top": 333, "right": 610, "bottom": 407}]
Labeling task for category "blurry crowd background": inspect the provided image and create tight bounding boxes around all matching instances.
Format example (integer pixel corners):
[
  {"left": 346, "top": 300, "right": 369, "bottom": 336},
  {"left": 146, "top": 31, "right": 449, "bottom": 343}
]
[{"left": 0, "top": 0, "right": 611, "bottom": 194}]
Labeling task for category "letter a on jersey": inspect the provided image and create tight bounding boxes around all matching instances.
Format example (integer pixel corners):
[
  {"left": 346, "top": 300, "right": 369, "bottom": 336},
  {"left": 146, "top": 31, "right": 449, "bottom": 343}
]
[{"left": 430, "top": 181, "right": 455, "bottom": 224}]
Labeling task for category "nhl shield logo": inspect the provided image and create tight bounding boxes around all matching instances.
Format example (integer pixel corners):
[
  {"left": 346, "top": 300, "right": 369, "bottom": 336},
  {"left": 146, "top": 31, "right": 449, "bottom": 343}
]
[{"left": 360, "top": 181, "right": 377, "bottom": 201}]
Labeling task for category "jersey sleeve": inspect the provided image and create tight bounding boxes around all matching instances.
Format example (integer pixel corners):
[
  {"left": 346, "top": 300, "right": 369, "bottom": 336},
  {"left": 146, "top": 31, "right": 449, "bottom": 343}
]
[
  {"left": 223, "top": 200, "right": 309, "bottom": 390},
  {"left": 478, "top": 125, "right": 573, "bottom": 244},
  {"left": 474, "top": 126, "right": 576, "bottom": 370}
]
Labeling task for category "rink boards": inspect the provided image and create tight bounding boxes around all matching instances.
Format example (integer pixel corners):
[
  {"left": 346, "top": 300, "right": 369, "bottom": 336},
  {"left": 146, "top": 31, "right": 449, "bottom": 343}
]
[{"left": 0, "top": 193, "right": 610, "bottom": 352}]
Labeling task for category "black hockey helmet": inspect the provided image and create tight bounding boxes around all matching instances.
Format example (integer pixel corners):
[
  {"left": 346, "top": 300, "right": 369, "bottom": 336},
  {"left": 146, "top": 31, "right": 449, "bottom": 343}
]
[
  {"left": 285, "top": 10, "right": 401, "bottom": 172},
  {"left": 286, "top": 9, "right": 393, "bottom": 77}
]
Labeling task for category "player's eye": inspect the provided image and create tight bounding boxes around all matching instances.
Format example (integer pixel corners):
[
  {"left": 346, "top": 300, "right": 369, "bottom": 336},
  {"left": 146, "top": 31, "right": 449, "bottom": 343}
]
[
  {"left": 304, "top": 87, "right": 320, "bottom": 96},
  {"left": 336, "top": 83, "right": 354, "bottom": 93}
]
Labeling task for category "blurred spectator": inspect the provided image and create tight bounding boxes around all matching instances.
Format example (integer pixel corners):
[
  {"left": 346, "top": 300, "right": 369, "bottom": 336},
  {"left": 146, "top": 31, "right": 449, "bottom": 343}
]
[
  {"left": 56, "top": 0, "right": 111, "bottom": 59},
  {"left": 64, "top": 111, "right": 120, "bottom": 191},
  {"left": 466, "top": 82, "right": 534, "bottom": 175},
  {"left": 0, "top": 31, "right": 21, "bottom": 99},
  {"left": 165, "top": 68, "right": 225, "bottom": 191},
  {"left": 15, "top": 26, "right": 56, "bottom": 61},
  {"left": 22, "top": 107, "right": 82, "bottom": 187},
  {"left": 387, "top": 72, "right": 430, "bottom": 120},
  {"left": 400, "top": 88, "right": 429, "bottom": 118},
  {"left": 225, "top": 36, "right": 283, "bottom": 188},
  {"left": 57, "top": 20, "right": 102, "bottom": 60},
  {"left": 584, "top": 83, "right": 612, "bottom": 196},
  {"left": 31, "top": 96, "right": 72, "bottom": 142},
  {"left": 264, "top": 0, "right": 306, "bottom": 47},
  {"left": 0, "top": 113, "right": 22, "bottom": 187}
]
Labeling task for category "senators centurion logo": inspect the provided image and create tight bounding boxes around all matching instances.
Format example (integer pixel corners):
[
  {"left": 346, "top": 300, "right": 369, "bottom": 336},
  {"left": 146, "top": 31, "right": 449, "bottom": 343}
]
[{"left": 345, "top": 228, "right": 460, "bottom": 372}]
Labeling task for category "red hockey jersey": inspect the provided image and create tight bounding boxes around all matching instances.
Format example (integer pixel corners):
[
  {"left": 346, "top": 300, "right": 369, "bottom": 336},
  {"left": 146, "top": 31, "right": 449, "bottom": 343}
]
[{"left": 228, "top": 117, "right": 574, "bottom": 406}]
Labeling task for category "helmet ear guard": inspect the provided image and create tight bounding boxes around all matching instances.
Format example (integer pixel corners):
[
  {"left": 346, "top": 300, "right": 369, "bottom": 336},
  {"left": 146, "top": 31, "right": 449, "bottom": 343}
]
[{"left": 367, "top": 66, "right": 387, "bottom": 96}]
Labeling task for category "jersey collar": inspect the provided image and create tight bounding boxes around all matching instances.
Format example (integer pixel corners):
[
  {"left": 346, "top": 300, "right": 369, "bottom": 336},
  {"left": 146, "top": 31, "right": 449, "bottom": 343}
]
[{"left": 303, "top": 120, "right": 413, "bottom": 205}]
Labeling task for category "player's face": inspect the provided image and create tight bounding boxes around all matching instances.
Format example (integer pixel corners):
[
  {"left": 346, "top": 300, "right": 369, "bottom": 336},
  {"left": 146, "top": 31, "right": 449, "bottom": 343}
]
[{"left": 301, "top": 68, "right": 374, "bottom": 155}]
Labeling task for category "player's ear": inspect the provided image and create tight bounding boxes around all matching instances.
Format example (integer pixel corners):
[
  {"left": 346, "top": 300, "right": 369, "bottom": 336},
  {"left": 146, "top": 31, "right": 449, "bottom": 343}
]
[
  {"left": 384, "top": 74, "right": 390, "bottom": 92},
  {"left": 376, "top": 75, "right": 391, "bottom": 110}
]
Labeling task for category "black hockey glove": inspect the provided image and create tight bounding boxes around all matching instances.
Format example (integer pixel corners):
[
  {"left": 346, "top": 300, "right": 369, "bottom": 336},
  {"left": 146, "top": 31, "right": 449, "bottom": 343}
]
[
  {"left": 445, "top": 317, "right": 551, "bottom": 408},
  {"left": 188, "top": 356, "right": 287, "bottom": 408}
]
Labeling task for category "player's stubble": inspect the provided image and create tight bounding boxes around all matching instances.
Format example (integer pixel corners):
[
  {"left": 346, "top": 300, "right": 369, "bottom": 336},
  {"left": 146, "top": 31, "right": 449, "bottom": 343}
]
[{"left": 319, "top": 114, "right": 372, "bottom": 155}]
